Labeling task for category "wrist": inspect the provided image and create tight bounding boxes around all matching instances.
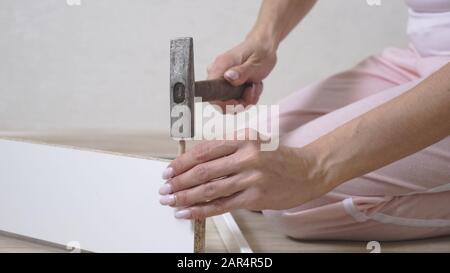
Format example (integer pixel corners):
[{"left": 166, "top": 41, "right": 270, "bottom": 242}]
[
  {"left": 246, "top": 25, "right": 281, "bottom": 52},
  {"left": 295, "top": 144, "right": 334, "bottom": 198}
]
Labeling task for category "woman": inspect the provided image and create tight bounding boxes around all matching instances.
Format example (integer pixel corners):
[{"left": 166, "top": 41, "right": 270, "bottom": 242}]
[{"left": 159, "top": 0, "right": 450, "bottom": 241}]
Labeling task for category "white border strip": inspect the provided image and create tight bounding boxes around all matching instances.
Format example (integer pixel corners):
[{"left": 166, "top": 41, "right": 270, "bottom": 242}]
[{"left": 213, "top": 213, "right": 252, "bottom": 253}]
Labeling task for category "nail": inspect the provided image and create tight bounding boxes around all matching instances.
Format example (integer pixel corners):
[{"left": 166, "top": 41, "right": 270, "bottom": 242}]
[
  {"left": 175, "top": 209, "right": 191, "bottom": 219},
  {"left": 159, "top": 194, "right": 176, "bottom": 206},
  {"left": 224, "top": 70, "right": 239, "bottom": 81},
  {"left": 159, "top": 183, "right": 172, "bottom": 195},
  {"left": 162, "top": 167, "right": 174, "bottom": 180}
]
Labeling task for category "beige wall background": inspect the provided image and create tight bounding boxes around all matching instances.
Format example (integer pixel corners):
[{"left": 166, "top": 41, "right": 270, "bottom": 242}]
[{"left": 0, "top": 0, "right": 408, "bottom": 132}]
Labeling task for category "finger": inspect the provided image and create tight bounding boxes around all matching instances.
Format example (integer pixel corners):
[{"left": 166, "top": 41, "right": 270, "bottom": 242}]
[
  {"left": 169, "top": 174, "right": 246, "bottom": 207},
  {"left": 174, "top": 191, "right": 247, "bottom": 220},
  {"left": 211, "top": 82, "right": 263, "bottom": 111},
  {"left": 162, "top": 140, "right": 238, "bottom": 181},
  {"left": 207, "top": 53, "right": 240, "bottom": 80},
  {"left": 168, "top": 153, "right": 240, "bottom": 193},
  {"left": 224, "top": 62, "right": 255, "bottom": 86},
  {"left": 251, "top": 82, "right": 264, "bottom": 103},
  {"left": 222, "top": 85, "right": 254, "bottom": 108},
  {"left": 238, "top": 82, "right": 263, "bottom": 106},
  {"left": 209, "top": 100, "right": 239, "bottom": 113},
  {"left": 211, "top": 98, "right": 247, "bottom": 113}
]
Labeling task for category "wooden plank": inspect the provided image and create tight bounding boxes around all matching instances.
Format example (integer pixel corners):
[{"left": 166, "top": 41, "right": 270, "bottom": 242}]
[{"left": 0, "top": 138, "right": 194, "bottom": 252}]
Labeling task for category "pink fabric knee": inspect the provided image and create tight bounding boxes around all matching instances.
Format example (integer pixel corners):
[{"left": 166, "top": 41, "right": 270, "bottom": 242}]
[{"left": 263, "top": 46, "right": 450, "bottom": 241}]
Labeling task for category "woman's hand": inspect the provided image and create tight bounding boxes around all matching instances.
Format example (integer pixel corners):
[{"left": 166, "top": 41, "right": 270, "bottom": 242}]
[
  {"left": 207, "top": 33, "right": 278, "bottom": 110},
  {"left": 206, "top": 0, "right": 318, "bottom": 110},
  {"left": 158, "top": 132, "right": 326, "bottom": 220}
]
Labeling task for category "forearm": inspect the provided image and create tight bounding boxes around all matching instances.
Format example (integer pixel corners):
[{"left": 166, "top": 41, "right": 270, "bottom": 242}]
[
  {"left": 303, "top": 63, "right": 450, "bottom": 193},
  {"left": 248, "top": 0, "right": 317, "bottom": 49}
]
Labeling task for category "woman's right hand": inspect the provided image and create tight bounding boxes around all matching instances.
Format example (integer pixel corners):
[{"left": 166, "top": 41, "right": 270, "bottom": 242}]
[{"left": 207, "top": 33, "right": 278, "bottom": 110}]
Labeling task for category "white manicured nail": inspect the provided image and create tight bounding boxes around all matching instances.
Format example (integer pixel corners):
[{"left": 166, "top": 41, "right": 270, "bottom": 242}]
[
  {"left": 159, "top": 183, "right": 172, "bottom": 195},
  {"left": 225, "top": 70, "right": 239, "bottom": 80},
  {"left": 159, "top": 194, "right": 176, "bottom": 206},
  {"left": 175, "top": 209, "right": 191, "bottom": 219},
  {"left": 162, "top": 167, "right": 174, "bottom": 180}
]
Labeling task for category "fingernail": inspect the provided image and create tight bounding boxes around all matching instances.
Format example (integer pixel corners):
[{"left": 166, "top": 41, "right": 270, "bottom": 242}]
[
  {"left": 162, "top": 167, "right": 174, "bottom": 180},
  {"left": 159, "top": 194, "right": 176, "bottom": 206},
  {"left": 225, "top": 70, "right": 239, "bottom": 81},
  {"left": 159, "top": 183, "right": 172, "bottom": 195},
  {"left": 175, "top": 209, "right": 191, "bottom": 219}
]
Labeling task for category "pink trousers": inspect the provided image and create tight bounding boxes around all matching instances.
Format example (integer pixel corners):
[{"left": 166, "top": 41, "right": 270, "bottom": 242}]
[{"left": 263, "top": 46, "right": 450, "bottom": 241}]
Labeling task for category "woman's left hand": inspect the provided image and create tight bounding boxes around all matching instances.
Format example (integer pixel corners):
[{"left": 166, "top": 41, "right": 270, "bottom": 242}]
[{"left": 158, "top": 132, "right": 325, "bottom": 220}]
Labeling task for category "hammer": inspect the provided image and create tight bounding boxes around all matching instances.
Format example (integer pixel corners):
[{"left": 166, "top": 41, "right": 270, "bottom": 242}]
[{"left": 170, "top": 37, "right": 250, "bottom": 252}]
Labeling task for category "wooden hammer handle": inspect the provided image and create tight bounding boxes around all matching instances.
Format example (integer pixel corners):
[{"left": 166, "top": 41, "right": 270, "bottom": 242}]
[{"left": 195, "top": 79, "right": 252, "bottom": 102}]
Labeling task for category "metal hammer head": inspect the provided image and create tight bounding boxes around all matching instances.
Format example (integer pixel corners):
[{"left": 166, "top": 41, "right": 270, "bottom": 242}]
[
  {"left": 170, "top": 37, "right": 195, "bottom": 139},
  {"left": 170, "top": 37, "right": 249, "bottom": 139}
]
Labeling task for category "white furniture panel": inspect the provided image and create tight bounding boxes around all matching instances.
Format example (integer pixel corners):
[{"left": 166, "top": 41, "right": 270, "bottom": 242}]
[{"left": 0, "top": 138, "right": 194, "bottom": 252}]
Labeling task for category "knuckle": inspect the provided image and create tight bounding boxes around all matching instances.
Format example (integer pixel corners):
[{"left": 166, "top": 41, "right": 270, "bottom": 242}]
[
  {"left": 245, "top": 190, "right": 263, "bottom": 208},
  {"left": 203, "top": 182, "right": 217, "bottom": 200},
  {"left": 224, "top": 153, "right": 238, "bottom": 169},
  {"left": 214, "top": 54, "right": 228, "bottom": 64},
  {"left": 211, "top": 199, "right": 227, "bottom": 214},
  {"left": 252, "top": 182, "right": 267, "bottom": 199},
  {"left": 241, "top": 146, "right": 262, "bottom": 168},
  {"left": 192, "top": 145, "right": 211, "bottom": 162},
  {"left": 246, "top": 128, "right": 259, "bottom": 140},
  {"left": 242, "top": 173, "right": 265, "bottom": 197},
  {"left": 225, "top": 178, "right": 237, "bottom": 191},
  {"left": 251, "top": 170, "right": 265, "bottom": 182},
  {"left": 255, "top": 186, "right": 267, "bottom": 199},
  {"left": 193, "top": 164, "right": 209, "bottom": 181},
  {"left": 191, "top": 207, "right": 206, "bottom": 219},
  {"left": 238, "top": 196, "right": 250, "bottom": 209},
  {"left": 175, "top": 191, "right": 188, "bottom": 206},
  {"left": 251, "top": 148, "right": 263, "bottom": 164}
]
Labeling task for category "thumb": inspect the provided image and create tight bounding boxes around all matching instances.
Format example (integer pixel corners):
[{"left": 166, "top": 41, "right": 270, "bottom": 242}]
[{"left": 224, "top": 62, "right": 254, "bottom": 86}]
